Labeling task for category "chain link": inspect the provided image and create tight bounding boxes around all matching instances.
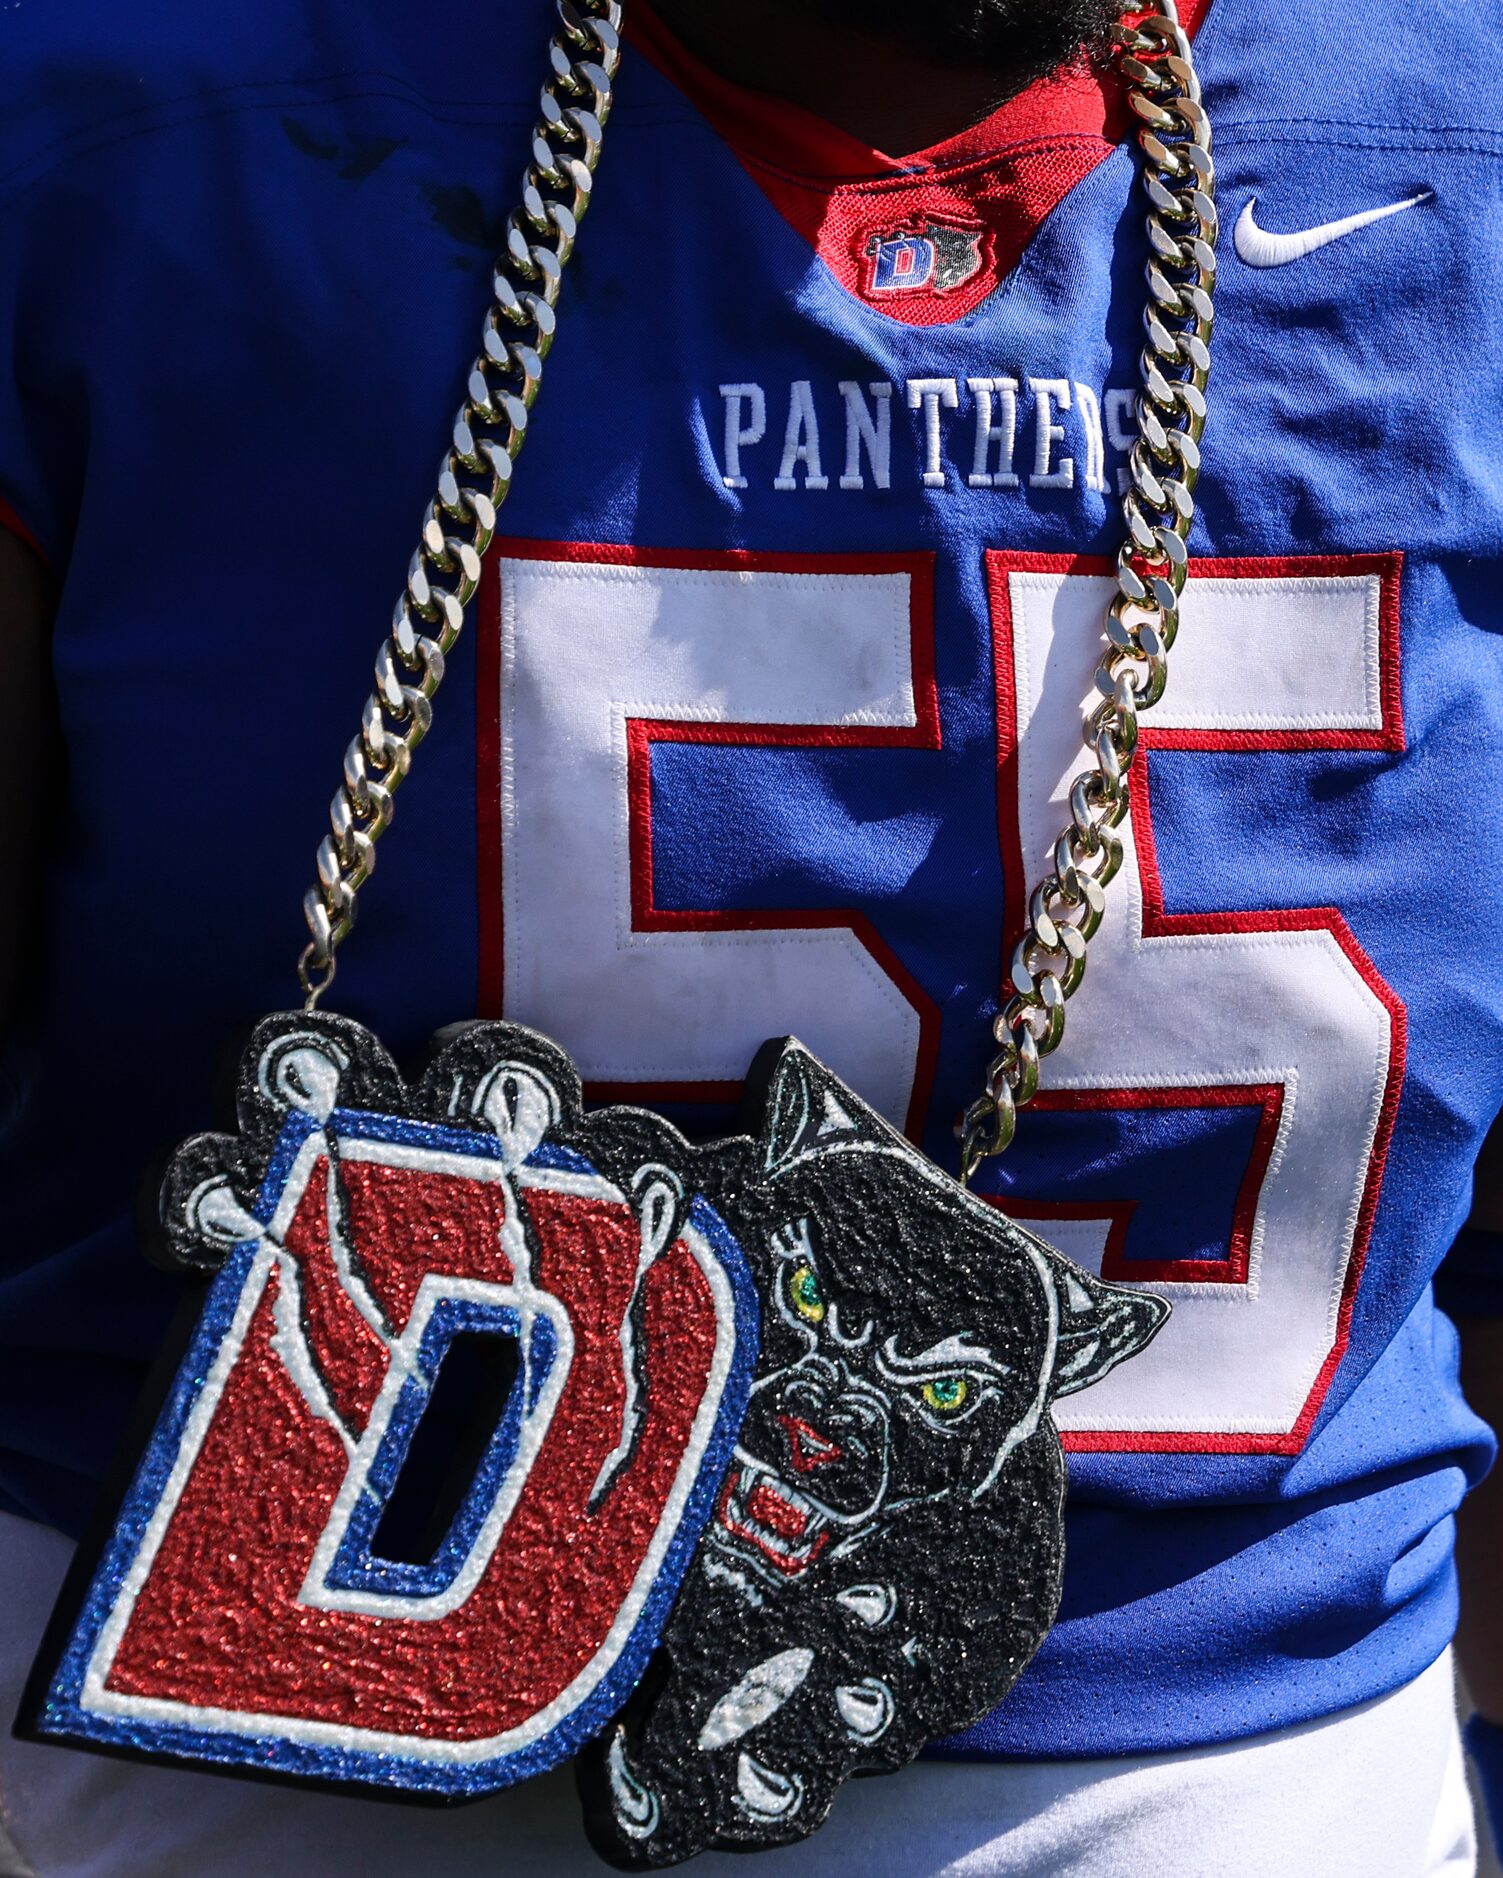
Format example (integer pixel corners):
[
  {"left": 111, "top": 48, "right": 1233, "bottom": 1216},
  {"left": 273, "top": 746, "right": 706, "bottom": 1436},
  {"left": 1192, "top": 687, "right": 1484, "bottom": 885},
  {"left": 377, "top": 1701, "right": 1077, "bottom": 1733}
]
[
  {"left": 959, "top": 0, "right": 1216, "bottom": 1183},
  {"left": 297, "top": 0, "right": 623, "bottom": 1005}
]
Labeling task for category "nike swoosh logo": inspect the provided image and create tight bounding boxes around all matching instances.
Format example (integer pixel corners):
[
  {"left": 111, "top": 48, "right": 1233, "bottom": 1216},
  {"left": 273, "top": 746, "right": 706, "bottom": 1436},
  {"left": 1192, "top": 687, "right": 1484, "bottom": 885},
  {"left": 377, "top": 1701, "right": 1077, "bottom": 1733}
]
[{"left": 1234, "top": 191, "right": 1433, "bottom": 267}]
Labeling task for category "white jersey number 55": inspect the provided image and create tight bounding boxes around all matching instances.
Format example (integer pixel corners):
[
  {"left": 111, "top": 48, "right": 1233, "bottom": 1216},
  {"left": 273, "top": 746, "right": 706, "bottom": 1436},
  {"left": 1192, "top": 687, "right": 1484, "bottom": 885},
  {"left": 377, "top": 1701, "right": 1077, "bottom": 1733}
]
[{"left": 480, "top": 540, "right": 1404, "bottom": 1457}]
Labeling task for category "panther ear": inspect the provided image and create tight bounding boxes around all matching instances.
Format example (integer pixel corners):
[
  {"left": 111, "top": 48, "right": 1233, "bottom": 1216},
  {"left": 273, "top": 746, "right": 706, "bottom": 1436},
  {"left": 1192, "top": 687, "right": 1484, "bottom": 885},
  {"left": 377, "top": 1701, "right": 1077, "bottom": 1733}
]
[
  {"left": 1044, "top": 1258, "right": 1170, "bottom": 1400},
  {"left": 746, "top": 1038, "right": 884, "bottom": 1175}
]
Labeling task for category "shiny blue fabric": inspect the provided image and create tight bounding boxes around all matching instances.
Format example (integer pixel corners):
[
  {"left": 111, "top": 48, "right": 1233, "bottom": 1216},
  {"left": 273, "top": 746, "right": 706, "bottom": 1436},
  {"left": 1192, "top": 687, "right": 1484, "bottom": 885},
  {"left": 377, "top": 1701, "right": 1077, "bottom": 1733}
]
[{"left": 1, "top": 0, "right": 1501, "bottom": 1758}]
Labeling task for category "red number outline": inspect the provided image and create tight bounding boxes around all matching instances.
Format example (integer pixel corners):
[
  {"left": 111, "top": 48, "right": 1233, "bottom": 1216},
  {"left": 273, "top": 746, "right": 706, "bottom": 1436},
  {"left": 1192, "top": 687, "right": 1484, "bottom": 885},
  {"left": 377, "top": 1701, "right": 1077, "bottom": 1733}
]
[
  {"left": 995, "top": 1082, "right": 1285, "bottom": 1287},
  {"left": 987, "top": 549, "right": 1409, "bottom": 1454},
  {"left": 475, "top": 538, "right": 944, "bottom": 1137}
]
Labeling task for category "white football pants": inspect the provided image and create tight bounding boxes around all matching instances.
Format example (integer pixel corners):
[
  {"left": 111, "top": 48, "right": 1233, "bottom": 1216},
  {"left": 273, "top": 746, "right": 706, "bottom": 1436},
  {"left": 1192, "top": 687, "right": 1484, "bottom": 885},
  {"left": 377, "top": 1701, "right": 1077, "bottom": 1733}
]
[{"left": 0, "top": 1510, "right": 1477, "bottom": 1878}]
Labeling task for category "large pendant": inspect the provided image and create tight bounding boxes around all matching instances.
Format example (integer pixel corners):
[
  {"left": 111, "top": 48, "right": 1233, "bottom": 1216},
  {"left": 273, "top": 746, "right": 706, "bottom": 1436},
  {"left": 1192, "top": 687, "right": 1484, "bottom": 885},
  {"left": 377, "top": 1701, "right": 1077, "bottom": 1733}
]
[{"left": 24, "top": 1013, "right": 1166, "bottom": 1866}]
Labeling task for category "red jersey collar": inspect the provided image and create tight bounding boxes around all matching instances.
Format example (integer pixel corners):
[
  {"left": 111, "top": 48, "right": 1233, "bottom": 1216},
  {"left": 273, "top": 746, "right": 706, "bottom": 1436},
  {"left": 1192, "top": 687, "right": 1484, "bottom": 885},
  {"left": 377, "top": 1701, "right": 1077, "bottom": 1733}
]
[{"left": 627, "top": 2, "right": 1213, "bottom": 324}]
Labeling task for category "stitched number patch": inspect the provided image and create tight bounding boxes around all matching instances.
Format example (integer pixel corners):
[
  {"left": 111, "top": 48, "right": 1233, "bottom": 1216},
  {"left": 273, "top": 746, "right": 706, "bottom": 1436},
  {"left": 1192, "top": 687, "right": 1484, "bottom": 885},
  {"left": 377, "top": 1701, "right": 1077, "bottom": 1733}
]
[
  {"left": 481, "top": 540, "right": 1405, "bottom": 1457},
  {"left": 477, "top": 543, "right": 943, "bottom": 1134},
  {"left": 989, "top": 552, "right": 1404, "bottom": 1452}
]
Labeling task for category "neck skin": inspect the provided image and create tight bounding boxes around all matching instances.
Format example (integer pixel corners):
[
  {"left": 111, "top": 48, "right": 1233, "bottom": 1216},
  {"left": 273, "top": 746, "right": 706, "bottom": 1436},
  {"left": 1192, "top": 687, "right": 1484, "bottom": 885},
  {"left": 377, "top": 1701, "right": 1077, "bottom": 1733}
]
[{"left": 646, "top": 0, "right": 1043, "bottom": 154}]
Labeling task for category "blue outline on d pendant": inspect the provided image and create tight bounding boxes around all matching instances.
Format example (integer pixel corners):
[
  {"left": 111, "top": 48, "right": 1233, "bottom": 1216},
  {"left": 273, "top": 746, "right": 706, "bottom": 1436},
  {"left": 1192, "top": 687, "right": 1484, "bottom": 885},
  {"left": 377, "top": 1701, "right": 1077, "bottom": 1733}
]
[
  {"left": 321, "top": 1293, "right": 559, "bottom": 1604},
  {"left": 34, "top": 1043, "right": 761, "bottom": 1800}
]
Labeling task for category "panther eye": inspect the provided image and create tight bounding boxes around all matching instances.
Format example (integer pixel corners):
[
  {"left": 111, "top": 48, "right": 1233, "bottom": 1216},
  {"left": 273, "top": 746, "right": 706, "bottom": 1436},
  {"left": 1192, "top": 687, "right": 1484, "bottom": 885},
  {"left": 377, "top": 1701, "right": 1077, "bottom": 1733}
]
[
  {"left": 786, "top": 1261, "right": 827, "bottom": 1326},
  {"left": 918, "top": 1375, "right": 969, "bottom": 1415}
]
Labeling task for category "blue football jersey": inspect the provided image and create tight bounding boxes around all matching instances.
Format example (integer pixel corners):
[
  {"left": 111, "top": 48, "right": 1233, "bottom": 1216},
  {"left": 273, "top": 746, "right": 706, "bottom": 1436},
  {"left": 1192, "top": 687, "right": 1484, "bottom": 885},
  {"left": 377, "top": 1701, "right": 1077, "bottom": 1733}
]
[{"left": 2, "top": 0, "right": 1503, "bottom": 1764}]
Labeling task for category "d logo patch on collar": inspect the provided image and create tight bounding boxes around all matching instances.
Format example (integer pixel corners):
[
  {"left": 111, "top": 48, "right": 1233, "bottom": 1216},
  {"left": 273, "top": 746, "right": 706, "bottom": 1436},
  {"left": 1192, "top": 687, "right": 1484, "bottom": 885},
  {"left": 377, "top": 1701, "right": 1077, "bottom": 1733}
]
[
  {"left": 865, "top": 218, "right": 985, "bottom": 297},
  {"left": 22, "top": 1014, "right": 1166, "bottom": 1867}
]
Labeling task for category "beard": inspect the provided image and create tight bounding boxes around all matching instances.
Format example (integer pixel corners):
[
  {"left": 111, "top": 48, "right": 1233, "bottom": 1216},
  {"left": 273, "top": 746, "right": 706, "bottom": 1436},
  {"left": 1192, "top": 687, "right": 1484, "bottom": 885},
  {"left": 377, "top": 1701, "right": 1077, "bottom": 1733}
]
[{"left": 800, "top": 0, "right": 1122, "bottom": 73}]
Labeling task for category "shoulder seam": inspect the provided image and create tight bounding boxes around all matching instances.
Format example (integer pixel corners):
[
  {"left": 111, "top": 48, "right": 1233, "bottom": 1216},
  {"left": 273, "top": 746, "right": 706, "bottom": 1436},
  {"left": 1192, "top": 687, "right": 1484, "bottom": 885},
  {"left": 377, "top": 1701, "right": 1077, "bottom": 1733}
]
[
  {"left": 0, "top": 72, "right": 537, "bottom": 210},
  {"left": 1214, "top": 116, "right": 1503, "bottom": 159}
]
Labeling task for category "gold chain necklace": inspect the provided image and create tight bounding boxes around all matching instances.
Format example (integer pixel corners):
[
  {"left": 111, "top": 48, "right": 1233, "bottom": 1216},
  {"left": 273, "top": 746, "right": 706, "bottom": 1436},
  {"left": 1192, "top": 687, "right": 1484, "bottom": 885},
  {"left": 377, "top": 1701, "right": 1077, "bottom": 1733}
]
[{"left": 288, "top": 1, "right": 1217, "bottom": 1192}]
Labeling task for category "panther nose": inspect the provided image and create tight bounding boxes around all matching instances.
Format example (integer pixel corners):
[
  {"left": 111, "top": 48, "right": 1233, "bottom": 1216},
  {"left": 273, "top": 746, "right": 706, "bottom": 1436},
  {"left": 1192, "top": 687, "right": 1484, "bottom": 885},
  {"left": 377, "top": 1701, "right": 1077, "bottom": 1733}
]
[{"left": 777, "top": 1414, "right": 844, "bottom": 1474}]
